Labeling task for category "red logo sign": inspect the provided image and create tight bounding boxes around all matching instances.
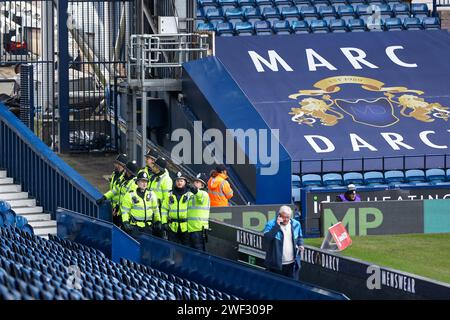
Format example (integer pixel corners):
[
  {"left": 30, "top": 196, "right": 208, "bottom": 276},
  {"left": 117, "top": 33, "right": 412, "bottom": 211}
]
[{"left": 329, "top": 222, "right": 352, "bottom": 251}]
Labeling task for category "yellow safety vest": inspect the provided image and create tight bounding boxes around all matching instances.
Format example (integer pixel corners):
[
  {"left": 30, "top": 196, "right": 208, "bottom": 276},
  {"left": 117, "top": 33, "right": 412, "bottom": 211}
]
[
  {"left": 104, "top": 171, "right": 125, "bottom": 206},
  {"left": 161, "top": 191, "right": 192, "bottom": 233},
  {"left": 149, "top": 169, "right": 173, "bottom": 208},
  {"left": 121, "top": 189, "right": 160, "bottom": 228},
  {"left": 187, "top": 190, "right": 210, "bottom": 232}
]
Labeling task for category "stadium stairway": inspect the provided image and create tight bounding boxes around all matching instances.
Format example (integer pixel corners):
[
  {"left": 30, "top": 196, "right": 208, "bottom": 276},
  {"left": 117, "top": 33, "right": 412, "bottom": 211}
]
[{"left": 0, "top": 170, "right": 56, "bottom": 238}]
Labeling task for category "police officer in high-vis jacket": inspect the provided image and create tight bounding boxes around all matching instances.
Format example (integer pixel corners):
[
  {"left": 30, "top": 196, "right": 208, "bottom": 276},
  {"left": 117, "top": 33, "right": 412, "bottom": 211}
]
[
  {"left": 97, "top": 153, "right": 128, "bottom": 226},
  {"left": 149, "top": 157, "right": 172, "bottom": 211},
  {"left": 113, "top": 160, "right": 139, "bottom": 224},
  {"left": 161, "top": 172, "right": 191, "bottom": 246},
  {"left": 138, "top": 149, "right": 159, "bottom": 180},
  {"left": 121, "top": 171, "right": 160, "bottom": 236},
  {"left": 187, "top": 173, "right": 210, "bottom": 251}
]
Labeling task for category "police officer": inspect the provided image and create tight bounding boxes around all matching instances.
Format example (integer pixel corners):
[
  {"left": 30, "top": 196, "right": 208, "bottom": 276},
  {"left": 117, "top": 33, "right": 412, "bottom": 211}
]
[
  {"left": 120, "top": 171, "right": 160, "bottom": 237},
  {"left": 139, "top": 149, "right": 159, "bottom": 179},
  {"left": 149, "top": 157, "right": 173, "bottom": 211},
  {"left": 113, "top": 160, "right": 139, "bottom": 226},
  {"left": 161, "top": 172, "right": 191, "bottom": 246},
  {"left": 187, "top": 173, "right": 210, "bottom": 251},
  {"left": 97, "top": 154, "right": 129, "bottom": 226}
]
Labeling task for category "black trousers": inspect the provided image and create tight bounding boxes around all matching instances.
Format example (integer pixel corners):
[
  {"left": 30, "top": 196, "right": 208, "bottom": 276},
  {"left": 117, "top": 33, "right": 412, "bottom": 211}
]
[
  {"left": 168, "top": 230, "right": 190, "bottom": 246},
  {"left": 269, "top": 263, "right": 295, "bottom": 279},
  {"left": 126, "top": 224, "right": 152, "bottom": 237},
  {"left": 189, "top": 231, "right": 205, "bottom": 251}
]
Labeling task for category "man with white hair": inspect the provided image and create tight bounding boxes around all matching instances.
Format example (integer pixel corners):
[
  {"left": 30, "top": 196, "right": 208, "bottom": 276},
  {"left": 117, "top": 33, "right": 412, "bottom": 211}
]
[{"left": 263, "top": 205, "right": 304, "bottom": 280}]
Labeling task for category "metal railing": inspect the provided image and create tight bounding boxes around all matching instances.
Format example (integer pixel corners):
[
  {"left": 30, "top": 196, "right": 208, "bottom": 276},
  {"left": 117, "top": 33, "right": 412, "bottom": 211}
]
[
  {"left": 293, "top": 154, "right": 450, "bottom": 176},
  {"left": 127, "top": 33, "right": 212, "bottom": 82},
  {"left": 434, "top": 0, "right": 450, "bottom": 15},
  {"left": 0, "top": 103, "right": 110, "bottom": 219}
]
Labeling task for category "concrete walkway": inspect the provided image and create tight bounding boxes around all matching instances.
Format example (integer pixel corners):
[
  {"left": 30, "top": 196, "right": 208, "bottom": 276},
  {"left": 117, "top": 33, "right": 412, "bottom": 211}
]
[{"left": 59, "top": 153, "right": 116, "bottom": 194}]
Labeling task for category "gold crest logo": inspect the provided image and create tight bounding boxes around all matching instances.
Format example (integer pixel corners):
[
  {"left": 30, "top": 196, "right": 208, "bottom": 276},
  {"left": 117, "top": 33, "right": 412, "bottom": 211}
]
[{"left": 288, "top": 76, "right": 449, "bottom": 127}]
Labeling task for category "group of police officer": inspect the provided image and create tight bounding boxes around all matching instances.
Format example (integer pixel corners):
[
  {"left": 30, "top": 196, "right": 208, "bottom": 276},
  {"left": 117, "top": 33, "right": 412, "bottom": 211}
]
[{"left": 97, "top": 150, "right": 210, "bottom": 251}]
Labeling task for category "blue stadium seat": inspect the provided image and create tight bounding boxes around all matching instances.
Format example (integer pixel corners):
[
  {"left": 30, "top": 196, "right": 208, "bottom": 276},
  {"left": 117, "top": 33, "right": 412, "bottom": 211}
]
[
  {"left": 403, "top": 17, "right": 423, "bottom": 30},
  {"left": 235, "top": 21, "right": 254, "bottom": 35},
  {"left": 0, "top": 200, "right": 11, "bottom": 214},
  {"left": 281, "top": 6, "right": 301, "bottom": 23},
  {"left": 411, "top": 3, "right": 429, "bottom": 20},
  {"left": 197, "top": 22, "right": 215, "bottom": 31},
  {"left": 219, "top": 0, "right": 239, "bottom": 11},
  {"left": 347, "top": 18, "right": 366, "bottom": 31},
  {"left": 15, "top": 216, "right": 28, "bottom": 229},
  {"left": 329, "top": 19, "right": 347, "bottom": 32},
  {"left": 293, "top": 0, "right": 311, "bottom": 5},
  {"left": 392, "top": 3, "right": 410, "bottom": 19},
  {"left": 422, "top": 17, "right": 440, "bottom": 29},
  {"left": 405, "top": 169, "right": 425, "bottom": 183},
  {"left": 216, "top": 22, "right": 235, "bottom": 35},
  {"left": 355, "top": 4, "right": 370, "bottom": 17},
  {"left": 377, "top": 4, "right": 393, "bottom": 19},
  {"left": 3, "top": 210, "right": 16, "bottom": 227},
  {"left": 301, "top": 173, "right": 322, "bottom": 186},
  {"left": 311, "top": 0, "right": 330, "bottom": 8},
  {"left": 299, "top": 5, "right": 320, "bottom": 22},
  {"left": 363, "top": 171, "right": 384, "bottom": 185},
  {"left": 337, "top": 5, "right": 356, "bottom": 23},
  {"left": 323, "top": 173, "right": 343, "bottom": 186},
  {"left": 225, "top": 8, "right": 245, "bottom": 25},
  {"left": 273, "top": 20, "right": 292, "bottom": 34},
  {"left": 238, "top": 0, "right": 257, "bottom": 7},
  {"left": 319, "top": 5, "right": 338, "bottom": 20},
  {"left": 206, "top": 8, "right": 225, "bottom": 24},
  {"left": 291, "top": 20, "right": 310, "bottom": 32},
  {"left": 254, "top": 20, "right": 273, "bottom": 34},
  {"left": 262, "top": 7, "right": 282, "bottom": 23},
  {"left": 384, "top": 17, "right": 403, "bottom": 30},
  {"left": 425, "top": 168, "right": 446, "bottom": 182},
  {"left": 244, "top": 7, "right": 263, "bottom": 23},
  {"left": 200, "top": 0, "right": 219, "bottom": 13},
  {"left": 343, "top": 172, "right": 363, "bottom": 185},
  {"left": 274, "top": 0, "right": 293, "bottom": 10},
  {"left": 256, "top": 0, "right": 274, "bottom": 10},
  {"left": 310, "top": 19, "right": 330, "bottom": 32},
  {"left": 384, "top": 170, "right": 404, "bottom": 184},
  {"left": 347, "top": 0, "right": 366, "bottom": 6}
]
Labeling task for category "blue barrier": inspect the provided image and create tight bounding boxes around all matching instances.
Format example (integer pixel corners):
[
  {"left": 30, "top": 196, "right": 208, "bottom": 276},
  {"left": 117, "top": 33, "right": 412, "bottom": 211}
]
[
  {"left": 56, "top": 208, "right": 140, "bottom": 263},
  {"left": 0, "top": 104, "right": 110, "bottom": 220},
  {"left": 55, "top": 206, "right": 347, "bottom": 300},
  {"left": 138, "top": 234, "right": 346, "bottom": 300}
]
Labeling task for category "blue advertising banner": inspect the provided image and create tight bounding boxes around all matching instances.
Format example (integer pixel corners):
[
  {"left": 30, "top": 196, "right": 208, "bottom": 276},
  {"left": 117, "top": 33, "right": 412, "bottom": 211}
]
[{"left": 215, "top": 31, "right": 450, "bottom": 165}]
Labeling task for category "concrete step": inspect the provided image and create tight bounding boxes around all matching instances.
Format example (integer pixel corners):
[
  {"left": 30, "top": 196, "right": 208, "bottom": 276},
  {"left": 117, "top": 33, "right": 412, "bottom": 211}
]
[
  {"left": 0, "top": 184, "right": 21, "bottom": 193},
  {"left": 30, "top": 220, "right": 57, "bottom": 228},
  {"left": 0, "top": 192, "right": 29, "bottom": 201},
  {"left": 13, "top": 206, "right": 44, "bottom": 214},
  {"left": 0, "top": 170, "right": 6, "bottom": 178},
  {"left": 33, "top": 226, "right": 57, "bottom": 237},
  {"left": 8, "top": 198, "right": 36, "bottom": 207},
  {"left": 0, "top": 178, "right": 14, "bottom": 185},
  {"left": 20, "top": 213, "right": 51, "bottom": 222}
]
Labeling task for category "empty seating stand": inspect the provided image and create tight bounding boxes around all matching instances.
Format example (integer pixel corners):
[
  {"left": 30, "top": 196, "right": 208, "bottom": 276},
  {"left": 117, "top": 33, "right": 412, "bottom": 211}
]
[
  {"left": 195, "top": 0, "right": 438, "bottom": 35},
  {"left": 0, "top": 227, "right": 240, "bottom": 300}
]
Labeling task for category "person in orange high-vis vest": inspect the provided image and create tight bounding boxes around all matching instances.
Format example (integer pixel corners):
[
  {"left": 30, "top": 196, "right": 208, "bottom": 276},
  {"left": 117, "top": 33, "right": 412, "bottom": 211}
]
[{"left": 207, "top": 165, "right": 233, "bottom": 207}]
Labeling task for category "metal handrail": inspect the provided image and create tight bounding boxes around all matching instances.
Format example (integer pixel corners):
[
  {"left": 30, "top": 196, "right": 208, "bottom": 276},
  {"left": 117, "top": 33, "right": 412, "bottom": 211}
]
[
  {"left": 293, "top": 154, "right": 450, "bottom": 176},
  {"left": 0, "top": 103, "right": 110, "bottom": 220},
  {"left": 127, "top": 33, "right": 212, "bottom": 82}
]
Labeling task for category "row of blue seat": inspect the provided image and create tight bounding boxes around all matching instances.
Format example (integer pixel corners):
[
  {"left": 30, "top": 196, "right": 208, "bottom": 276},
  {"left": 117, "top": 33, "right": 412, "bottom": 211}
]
[
  {"left": 294, "top": 168, "right": 450, "bottom": 188},
  {"left": 0, "top": 201, "right": 34, "bottom": 234},
  {"left": 198, "top": 0, "right": 412, "bottom": 10},
  {"left": 198, "top": 4, "right": 430, "bottom": 21},
  {"left": 0, "top": 226, "right": 239, "bottom": 300},
  {"left": 199, "top": 17, "right": 440, "bottom": 35}
]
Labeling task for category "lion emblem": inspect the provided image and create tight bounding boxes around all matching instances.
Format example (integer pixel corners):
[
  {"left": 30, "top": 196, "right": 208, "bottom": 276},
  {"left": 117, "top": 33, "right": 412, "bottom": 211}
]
[{"left": 289, "top": 96, "right": 344, "bottom": 126}]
